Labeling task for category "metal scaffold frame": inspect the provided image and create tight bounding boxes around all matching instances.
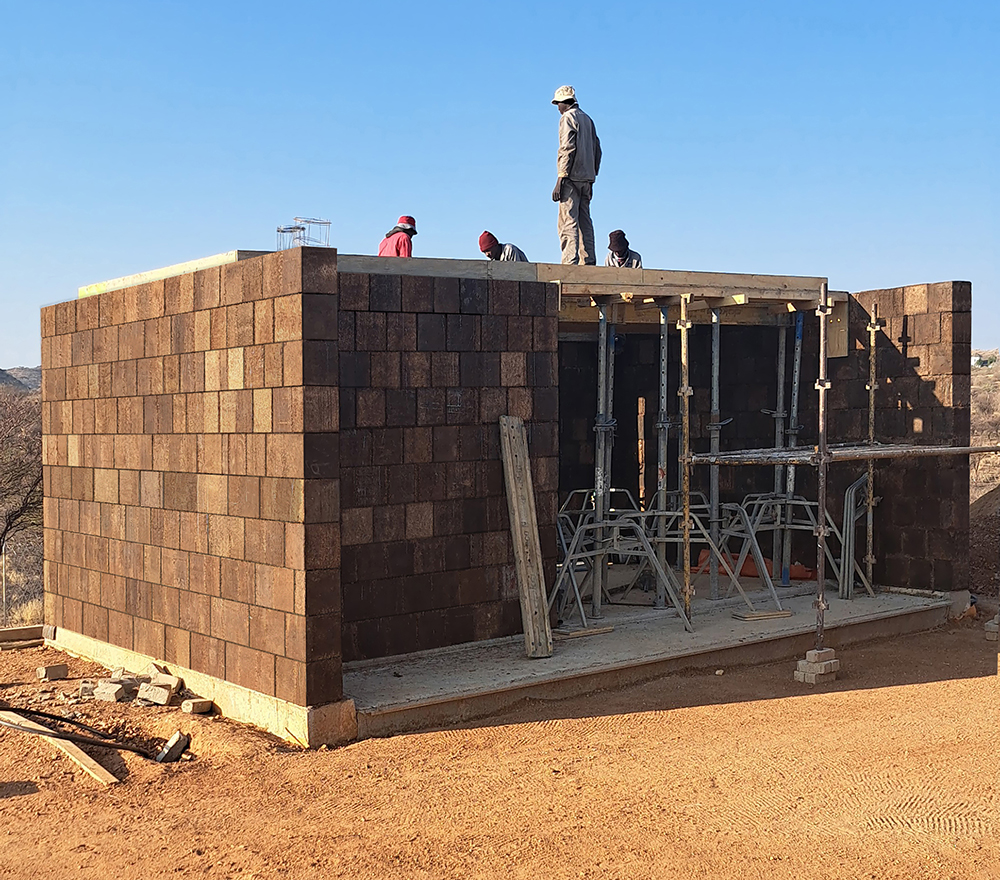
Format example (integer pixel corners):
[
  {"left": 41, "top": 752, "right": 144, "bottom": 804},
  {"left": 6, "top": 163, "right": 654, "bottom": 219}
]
[{"left": 552, "top": 267, "right": 998, "bottom": 648}]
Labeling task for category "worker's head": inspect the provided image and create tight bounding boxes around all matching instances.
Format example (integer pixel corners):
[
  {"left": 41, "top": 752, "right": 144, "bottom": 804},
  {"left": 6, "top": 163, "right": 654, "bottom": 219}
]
[
  {"left": 396, "top": 215, "right": 417, "bottom": 236},
  {"left": 608, "top": 230, "right": 629, "bottom": 258},
  {"left": 552, "top": 85, "right": 577, "bottom": 113},
  {"left": 479, "top": 231, "right": 502, "bottom": 260}
]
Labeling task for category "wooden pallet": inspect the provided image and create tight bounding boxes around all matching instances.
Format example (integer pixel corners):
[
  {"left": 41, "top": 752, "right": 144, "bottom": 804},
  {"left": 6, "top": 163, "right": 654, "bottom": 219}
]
[{"left": 499, "top": 415, "right": 553, "bottom": 659}]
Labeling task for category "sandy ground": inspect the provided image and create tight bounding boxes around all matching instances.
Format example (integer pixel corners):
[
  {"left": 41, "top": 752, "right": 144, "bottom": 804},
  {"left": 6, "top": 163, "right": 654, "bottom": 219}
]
[{"left": 1, "top": 611, "right": 997, "bottom": 880}]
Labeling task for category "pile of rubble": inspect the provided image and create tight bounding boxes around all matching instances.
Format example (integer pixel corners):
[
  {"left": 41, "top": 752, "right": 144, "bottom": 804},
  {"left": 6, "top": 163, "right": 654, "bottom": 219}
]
[{"left": 36, "top": 662, "right": 213, "bottom": 715}]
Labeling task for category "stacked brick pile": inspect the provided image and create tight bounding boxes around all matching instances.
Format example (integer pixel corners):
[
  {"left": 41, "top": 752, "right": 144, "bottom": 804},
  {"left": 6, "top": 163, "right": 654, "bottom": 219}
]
[
  {"left": 41, "top": 249, "right": 342, "bottom": 707},
  {"left": 336, "top": 271, "right": 559, "bottom": 661}
]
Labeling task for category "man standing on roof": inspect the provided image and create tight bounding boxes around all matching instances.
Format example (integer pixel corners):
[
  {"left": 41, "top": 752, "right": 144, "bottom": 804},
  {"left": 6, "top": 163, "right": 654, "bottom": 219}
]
[
  {"left": 378, "top": 215, "right": 417, "bottom": 257},
  {"left": 552, "top": 85, "right": 601, "bottom": 265},
  {"left": 604, "top": 230, "right": 642, "bottom": 268},
  {"left": 479, "top": 231, "right": 528, "bottom": 262}
]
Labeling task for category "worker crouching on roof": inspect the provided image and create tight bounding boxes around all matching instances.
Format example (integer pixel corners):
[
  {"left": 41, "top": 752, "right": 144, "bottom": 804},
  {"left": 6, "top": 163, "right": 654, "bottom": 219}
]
[
  {"left": 604, "top": 230, "right": 642, "bottom": 268},
  {"left": 479, "top": 231, "right": 528, "bottom": 262},
  {"left": 378, "top": 215, "right": 417, "bottom": 257},
  {"left": 551, "top": 85, "right": 601, "bottom": 265}
]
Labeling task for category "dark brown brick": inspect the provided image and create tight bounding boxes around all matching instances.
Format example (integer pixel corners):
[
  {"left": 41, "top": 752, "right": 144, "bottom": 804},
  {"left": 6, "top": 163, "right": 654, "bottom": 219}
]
[
  {"left": 433, "top": 277, "right": 460, "bottom": 313},
  {"left": 417, "top": 314, "right": 446, "bottom": 351},
  {"left": 355, "top": 312, "right": 387, "bottom": 351},
  {"left": 386, "top": 389, "right": 417, "bottom": 426},
  {"left": 339, "top": 273, "right": 369, "bottom": 311},
  {"left": 447, "top": 314, "right": 478, "bottom": 352},
  {"left": 402, "top": 275, "right": 434, "bottom": 312},
  {"left": 369, "top": 274, "right": 401, "bottom": 311}
]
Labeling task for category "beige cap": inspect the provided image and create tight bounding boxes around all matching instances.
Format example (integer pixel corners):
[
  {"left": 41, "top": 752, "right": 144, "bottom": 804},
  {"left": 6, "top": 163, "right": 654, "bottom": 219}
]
[{"left": 552, "top": 85, "right": 576, "bottom": 104}]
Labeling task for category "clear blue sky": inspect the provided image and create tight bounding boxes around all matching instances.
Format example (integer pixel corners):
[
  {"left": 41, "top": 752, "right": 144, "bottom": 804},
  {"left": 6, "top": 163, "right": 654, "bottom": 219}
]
[{"left": 1, "top": 1, "right": 996, "bottom": 367}]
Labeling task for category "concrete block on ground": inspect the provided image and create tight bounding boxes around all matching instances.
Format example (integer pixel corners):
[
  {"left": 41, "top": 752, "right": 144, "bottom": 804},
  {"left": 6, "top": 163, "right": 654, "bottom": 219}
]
[
  {"left": 987, "top": 630, "right": 998, "bottom": 642},
  {"left": 794, "top": 669, "right": 838, "bottom": 685},
  {"left": 181, "top": 698, "right": 213, "bottom": 714},
  {"left": 156, "top": 731, "right": 190, "bottom": 763},
  {"left": 137, "top": 683, "right": 173, "bottom": 705},
  {"left": 94, "top": 681, "right": 126, "bottom": 702},
  {"left": 36, "top": 664, "right": 69, "bottom": 681},
  {"left": 805, "top": 648, "right": 836, "bottom": 663},
  {"left": 797, "top": 658, "right": 841, "bottom": 675},
  {"left": 149, "top": 673, "right": 183, "bottom": 695},
  {"left": 78, "top": 679, "right": 96, "bottom": 698},
  {"left": 146, "top": 662, "right": 170, "bottom": 676}
]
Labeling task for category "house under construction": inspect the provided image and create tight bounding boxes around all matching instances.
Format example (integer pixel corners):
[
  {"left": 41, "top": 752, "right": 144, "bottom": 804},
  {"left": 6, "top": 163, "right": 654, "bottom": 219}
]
[{"left": 39, "top": 247, "right": 976, "bottom": 744}]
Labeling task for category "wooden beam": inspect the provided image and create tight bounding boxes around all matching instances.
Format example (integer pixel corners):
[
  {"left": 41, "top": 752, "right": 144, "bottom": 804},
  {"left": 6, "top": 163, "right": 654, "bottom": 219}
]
[
  {"left": 0, "top": 710, "right": 120, "bottom": 786},
  {"left": 499, "top": 416, "right": 553, "bottom": 659}
]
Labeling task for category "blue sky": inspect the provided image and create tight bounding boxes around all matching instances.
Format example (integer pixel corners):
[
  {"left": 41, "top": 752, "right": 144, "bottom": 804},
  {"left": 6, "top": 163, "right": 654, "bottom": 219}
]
[{"left": 1, "top": 1, "right": 996, "bottom": 366}]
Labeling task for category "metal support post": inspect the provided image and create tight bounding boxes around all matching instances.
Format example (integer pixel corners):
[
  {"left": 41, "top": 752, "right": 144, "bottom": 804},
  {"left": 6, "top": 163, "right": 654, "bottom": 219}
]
[
  {"left": 708, "top": 309, "right": 722, "bottom": 600},
  {"left": 782, "top": 312, "right": 804, "bottom": 585},
  {"left": 814, "top": 284, "right": 831, "bottom": 648},
  {"left": 592, "top": 303, "right": 616, "bottom": 619},
  {"left": 771, "top": 322, "right": 788, "bottom": 569},
  {"left": 865, "top": 303, "right": 883, "bottom": 588},
  {"left": 678, "top": 294, "right": 693, "bottom": 619},
  {"left": 655, "top": 305, "right": 671, "bottom": 608}
]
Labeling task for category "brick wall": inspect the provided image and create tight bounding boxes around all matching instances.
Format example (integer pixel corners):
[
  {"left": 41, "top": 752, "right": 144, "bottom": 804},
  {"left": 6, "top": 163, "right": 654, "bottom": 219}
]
[
  {"left": 41, "top": 248, "right": 343, "bottom": 706},
  {"left": 337, "top": 271, "right": 559, "bottom": 661}
]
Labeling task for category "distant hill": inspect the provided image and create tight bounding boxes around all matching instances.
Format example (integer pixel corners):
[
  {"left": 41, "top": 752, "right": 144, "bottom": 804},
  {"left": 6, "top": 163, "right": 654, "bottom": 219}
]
[
  {"left": 0, "top": 369, "right": 27, "bottom": 392},
  {"left": 3, "top": 366, "right": 40, "bottom": 391}
]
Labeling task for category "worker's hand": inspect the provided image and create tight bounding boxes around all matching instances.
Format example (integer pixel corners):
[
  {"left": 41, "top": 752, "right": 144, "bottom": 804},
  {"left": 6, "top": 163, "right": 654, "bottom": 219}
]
[{"left": 552, "top": 179, "right": 563, "bottom": 202}]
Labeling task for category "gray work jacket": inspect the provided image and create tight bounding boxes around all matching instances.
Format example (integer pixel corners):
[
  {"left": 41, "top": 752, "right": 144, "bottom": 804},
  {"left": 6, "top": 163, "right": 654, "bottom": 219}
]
[
  {"left": 557, "top": 107, "right": 602, "bottom": 182},
  {"left": 604, "top": 249, "right": 642, "bottom": 268},
  {"left": 498, "top": 243, "right": 528, "bottom": 262}
]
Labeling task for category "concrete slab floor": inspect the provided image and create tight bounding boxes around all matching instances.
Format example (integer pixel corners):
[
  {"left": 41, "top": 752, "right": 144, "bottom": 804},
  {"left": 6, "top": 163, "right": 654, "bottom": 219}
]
[{"left": 343, "top": 588, "right": 949, "bottom": 716}]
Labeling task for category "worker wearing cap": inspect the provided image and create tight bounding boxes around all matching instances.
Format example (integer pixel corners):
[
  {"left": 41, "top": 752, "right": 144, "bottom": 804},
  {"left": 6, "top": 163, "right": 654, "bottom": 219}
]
[
  {"left": 604, "top": 230, "right": 642, "bottom": 268},
  {"left": 378, "top": 215, "right": 417, "bottom": 257},
  {"left": 479, "top": 231, "right": 528, "bottom": 263},
  {"left": 551, "top": 85, "right": 601, "bottom": 265}
]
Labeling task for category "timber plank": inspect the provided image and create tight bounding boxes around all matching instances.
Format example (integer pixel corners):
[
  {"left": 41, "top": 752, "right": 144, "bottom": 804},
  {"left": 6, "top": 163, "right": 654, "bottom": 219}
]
[{"left": 499, "top": 415, "right": 553, "bottom": 659}]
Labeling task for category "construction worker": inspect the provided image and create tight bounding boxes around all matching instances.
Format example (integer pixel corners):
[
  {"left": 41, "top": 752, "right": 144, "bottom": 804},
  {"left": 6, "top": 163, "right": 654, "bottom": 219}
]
[
  {"left": 551, "top": 85, "right": 601, "bottom": 265},
  {"left": 378, "top": 215, "right": 417, "bottom": 257},
  {"left": 604, "top": 230, "right": 642, "bottom": 268},
  {"left": 479, "top": 231, "right": 528, "bottom": 262}
]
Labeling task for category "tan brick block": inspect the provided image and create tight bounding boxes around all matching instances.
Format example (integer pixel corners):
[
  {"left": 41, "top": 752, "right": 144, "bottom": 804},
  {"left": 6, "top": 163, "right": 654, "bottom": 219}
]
[
  {"left": 138, "top": 280, "right": 166, "bottom": 321},
  {"left": 41, "top": 367, "right": 66, "bottom": 402},
  {"left": 228, "top": 475, "right": 260, "bottom": 519},
  {"left": 197, "top": 474, "right": 228, "bottom": 514},
  {"left": 208, "top": 513, "right": 245, "bottom": 559},
  {"left": 159, "top": 549, "right": 189, "bottom": 593},
  {"left": 903, "top": 284, "right": 928, "bottom": 315},
  {"left": 272, "top": 387, "right": 303, "bottom": 433},
  {"left": 170, "top": 311, "right": 195, "bottom": 354},
  {"left": 253, "top": 388, "right": 273, "bottom": 433},
  {"left": 202, "top": 391, "right": 221, "bottom": 434},
  {"left": 179, "top": 590, "right": 213, "bottom": 634},
  {"left": 117, "top": 397, "right": 142, "bottom": 434},
  {"left": 197, "top": 434, "right": 225, "bottom": 474},
  {"left": 227, "top": 347, "right": 245, "bottom": 390},
  {"left": 220, "top": 557, "right": 255, "bottom": 604},
  {"left": 210, "top": 308, "right": 228, "bottom": 350},
  {"left": 225, "top": 643, "right": 275, "bottom": 697},
  {"left": 193, "top": 309, "right": 212, "bottom": 351},
  {"left": 204, "top": 349, "right": 225, "bottom": 392},
  {"left": 220, "top": 389, "right": 253, "bottom": 433},
  {"left": 255, "top": 564, "right": 295, "bottom": 612},
  {"left": 254, "top": 299, "right": 274, "bottom": 344},
  {"left": 65, "top": 365, "right": 87, "bottom": 400},
  {"left": 165, "top": 625, "right": 191, "bottom": 669},
  {"left": 244, "top": 518, "right": 287, "bottom": 565},
  {"left": 41, "top": 304, "right": 57, "bottom": 338},
  {"left": 179, "top": 352, "right": 205, "bottom": 393},
  {"left": 165, "top": 273, "right": 195, "bottom": 316},
  {"left": 171, "top": 394, "right": 187, "bottom": 433},
  {"left": 274, "top": 295, "right": 302, "bottom": 342},
  {"left": 143, "top": 544, "right": 162, "bottom": 583},
  {"left": 193, "top": 266, "right": 221, "bottom": 311},
  {"left": 249, "top": 606, "right": 285, "bottom": 656},
  {"left": 134, "top": 617, "right": 165, "bottom": 660},
  {"left": 93, "top": 469, "right": 119, "bottom": 504},
  {"left": 140, "top": 470, "right": 163, "bottom": 508},
  {"left": 266, "top": 434, "right": 304, "bottom": 478},
  {"left": 221, "top": 260, "right": 245, "bottom": 306},
  {"left": 241, "top": 256, "right": 264, "bottom": 302},
  {"left": 188, "top": 553, "right": 221, "bottom": 597},
  {"left": 163, "top": 354, "right": 180, "bottom": 394},
  {"left": 243, "top": 345, "right": 265, "bottom": 388},
  {"left": 211, "top": 596, "right": 249, "bottom": 645},
  {"left": 111, "top": 360, "right": 137, "bottom": 398},
  {"left": 227, "top": 302, "right": 254, "bottom": 348},
  {"left": 54, "top": 299, "right": 77, "bottom": 335},
  {"left": 72, "top": 399, "right": 96, "bottom": 435},
  {"left": 264, "top": 342, "right": 284, "bottom": 387},
  {"left": 284, "top": 522, "right": 305, "bottom": 570},
  {"left": 71, "top": 330, "right": 93, "bottom": 366},
  {"left": 152, "top": 434, "right": 197, "bottom": 473},
  {"left": 92, "top": 326, "right": 118, "bottom": 363},
  {"left": 260, "top": 477, "right": 305, "bottom": 522},
  {"left": 163, "top": 472, "right": 198, "bottom": 511},
  {"left": 283, "top": 340, "right": 304, "bottom": 386},
  {"left": 262, "top": 251, "right": 286, "bottom": 299},
  {"left": 144, "top": 316, "right": 171, "bottom": 358},
  {"left": 125, "top": 504, "right": 150, "bottom": 543}
]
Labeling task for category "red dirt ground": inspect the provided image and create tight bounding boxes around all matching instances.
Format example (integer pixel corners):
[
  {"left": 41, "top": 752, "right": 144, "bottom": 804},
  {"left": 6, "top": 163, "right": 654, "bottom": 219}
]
[{"left": 1, "top": 606, "right": 996, "bottom": 880}]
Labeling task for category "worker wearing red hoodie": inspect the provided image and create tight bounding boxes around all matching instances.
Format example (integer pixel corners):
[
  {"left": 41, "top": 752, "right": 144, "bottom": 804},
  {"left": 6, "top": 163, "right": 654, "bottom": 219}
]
[{"left": 378, "top": 215, "right": 417, "bottom": 257}]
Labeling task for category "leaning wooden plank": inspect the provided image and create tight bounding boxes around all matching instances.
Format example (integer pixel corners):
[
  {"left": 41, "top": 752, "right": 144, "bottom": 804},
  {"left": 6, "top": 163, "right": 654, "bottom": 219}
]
[
  {"left": 0, "top": 710, "right": 120, "bottom": 786},
  {"left": 499, "top": 415, "right": 553, "bottom": 659}
]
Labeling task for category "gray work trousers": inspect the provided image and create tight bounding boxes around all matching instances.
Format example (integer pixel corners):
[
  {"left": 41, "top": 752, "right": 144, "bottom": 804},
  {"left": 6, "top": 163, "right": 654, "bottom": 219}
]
[{"left": 558, "top": 179, "right": 595, "bottom": 265}]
